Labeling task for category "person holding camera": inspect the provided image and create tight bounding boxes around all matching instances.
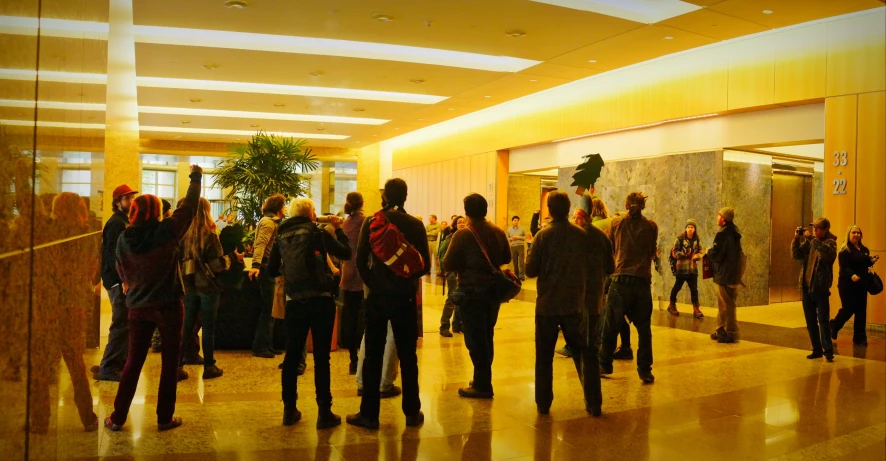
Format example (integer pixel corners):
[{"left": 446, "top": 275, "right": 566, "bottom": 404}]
[
  {"left": 791, "top": 218, "right": 838, "bottom": 361},
  {"left": 831, "top": 225, "right": 879, "bottom": 346}
]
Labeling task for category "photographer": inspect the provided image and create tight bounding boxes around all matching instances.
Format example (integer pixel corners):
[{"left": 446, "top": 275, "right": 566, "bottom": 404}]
[
  {"left": 791, "top": 218, "right": 838, "bottom": 361},
  {"left": 830, "top": 225, "right": 879, "bottom": 345}
]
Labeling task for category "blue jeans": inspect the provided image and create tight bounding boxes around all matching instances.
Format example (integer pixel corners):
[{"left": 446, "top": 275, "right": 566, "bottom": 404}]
[
  {"left": 802, "top": 289, "right": 833, "bottom": 356},
  {"left": 181, "top": 291, "right": 220, "bottom": 367},
  {"left": 99, "top": 285, "right": 128, "bottom": 376},
  {"left": 252, "top": 274, "right": 276, "bottom": 354}
]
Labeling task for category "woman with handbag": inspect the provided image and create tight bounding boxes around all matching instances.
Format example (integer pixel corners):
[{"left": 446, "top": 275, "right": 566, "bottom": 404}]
[
  {"left": 180, "top": 197, "right": 243, "bottom": 379},
  {"left": 830, "top": 225, "right": 879, "bottom": 346}
]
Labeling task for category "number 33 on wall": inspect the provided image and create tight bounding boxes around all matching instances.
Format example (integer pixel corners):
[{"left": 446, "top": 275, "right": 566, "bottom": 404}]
[{"left": 832, "top": 150, "right": 848, "bottom": 195}]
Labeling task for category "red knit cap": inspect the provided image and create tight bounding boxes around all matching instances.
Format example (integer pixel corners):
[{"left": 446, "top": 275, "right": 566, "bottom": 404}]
[{"left": 129, "top": 194, "right": 163, "bottom": 226}]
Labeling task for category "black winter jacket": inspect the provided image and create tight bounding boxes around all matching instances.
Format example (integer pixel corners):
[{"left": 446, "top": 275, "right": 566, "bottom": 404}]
[
  {"left": 101, "top": 210, "right": 129, "bottom": 289},
  {"left": 707, "top": 223, "right": 743, "bottom": 286},
  {"left": 266, "top": 216, "right": 351, "bottom": 300}
]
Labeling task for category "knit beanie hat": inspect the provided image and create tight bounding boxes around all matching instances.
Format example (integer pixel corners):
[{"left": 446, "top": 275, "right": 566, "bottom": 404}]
[
  {"left": 129, "top": 194, "right": 164, "bottom": 226},
  {"left": 718, "top": 207, "right": 735, "bottom": 223},
  {"left": 685, "top": 218, "right": 698, "bottom": 229}
]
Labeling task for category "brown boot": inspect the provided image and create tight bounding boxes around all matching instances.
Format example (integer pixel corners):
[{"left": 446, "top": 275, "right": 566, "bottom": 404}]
[
  {"left": 692, "top": 303, "right": 704, "bottom": 319},
  {"left": 667, "top": 302, "right": 679, "bottom": 316}
]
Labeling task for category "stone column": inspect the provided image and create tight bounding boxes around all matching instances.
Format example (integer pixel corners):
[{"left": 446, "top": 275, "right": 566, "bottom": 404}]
[{"left": 357, "top": 144, "right": 382, "bottom": 212}]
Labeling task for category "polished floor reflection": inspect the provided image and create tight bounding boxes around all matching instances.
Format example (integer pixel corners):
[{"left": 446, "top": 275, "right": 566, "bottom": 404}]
[{"left": 6, "top": 278, "right": 885, "bottom": 460}]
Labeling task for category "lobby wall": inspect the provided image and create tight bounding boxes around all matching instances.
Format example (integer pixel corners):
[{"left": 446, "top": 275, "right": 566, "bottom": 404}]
[{"left": 507, "top": 174, "right": 542, "bottom": 231}]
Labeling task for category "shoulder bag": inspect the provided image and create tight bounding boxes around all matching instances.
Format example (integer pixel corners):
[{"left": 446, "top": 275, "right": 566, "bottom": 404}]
[
  {"left": 467, "top": 225, "right": 522, "bottom": 303},
  {"left": 868, "top": 269, "right": 883, "bottom": 295}
]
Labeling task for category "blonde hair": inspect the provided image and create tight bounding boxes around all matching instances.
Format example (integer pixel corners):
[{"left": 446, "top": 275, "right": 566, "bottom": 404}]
[
  {"left": 288, "top": 197, "right": 315, "bottom": 219},
  {"left": 181, "top": 197, "right": 216, "bottom": 261}
]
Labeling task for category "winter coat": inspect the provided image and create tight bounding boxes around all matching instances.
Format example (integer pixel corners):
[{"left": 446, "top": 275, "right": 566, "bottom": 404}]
[
  {"left": 792, "top": 233, "right": 838, "bottom": 294},
  {"left": 708, "top": 223, "right": 743, "bottom": 286}
]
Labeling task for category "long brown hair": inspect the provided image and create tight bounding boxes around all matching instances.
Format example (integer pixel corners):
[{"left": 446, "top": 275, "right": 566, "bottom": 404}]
[{"left": 182, "top": 197, "right": 216, "bottom": 260}]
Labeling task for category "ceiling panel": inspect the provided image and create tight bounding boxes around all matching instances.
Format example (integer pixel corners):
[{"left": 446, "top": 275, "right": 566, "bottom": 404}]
[
  {"left": 0, "top": 35, "right": 107, "bottom": 73},
  {"left": 519, "top": 63, "right": 602, "bottom": 80},
  {"left": 658, "top": 8, "right": 771, "bottom": 40},
  {"left": 2, "top": 0, "right": 110, "bottom": 22},
  {"left": 1, "top": 106, "right": 105, "bottom": 123},
  {"left": 707, "top": 0, "right": 884, "bottom": 29},
  {"left": 132, "top": 0, "right": 643, "bottom": 61},
  {"left": 137, "top": 112, "right": 376, "bottom": 136}
]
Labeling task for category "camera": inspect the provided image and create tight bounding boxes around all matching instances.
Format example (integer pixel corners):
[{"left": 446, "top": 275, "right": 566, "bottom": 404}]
[{"left": 795, "top": 226, "right": 805, "bottom": 237}]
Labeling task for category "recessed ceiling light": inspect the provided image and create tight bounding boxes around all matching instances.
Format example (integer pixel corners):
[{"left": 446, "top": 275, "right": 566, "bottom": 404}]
[
  {"left": 174, "top": 135, "right": 182, "bottom": 139},
  {"left": 484, "top": 95, "right": 491, "bottom": 98},
  {"left": 180, "top": 120, "right": 190, "bottom": 124},
  {"left": 201, "top": 64, "right": 218, "bottom": 70},
  {"left": 394, "top": 127, "right": 399, "bottom": 130},
  {"left": 372, "top": 13, "right": 394, "bottom": 22},
  {"left": 317, "top": 127, "right": 325, "bottom": 131},
  {"left": 273, "top": 103, "right": 286, "bottom": 107},
  {"left": 250, "top": 123, "right": 259, "bottom": 127},
  {"left": 417, "top": 118, "right": 424, "bottom": 121},
  {"left": 529, "top": 79, "right": 537, "bottom": 82},
  {"left": 505, "top": 29, "right": 526, "bottom": 37},
  {"left": 234, "top": 138, "right": 241, "bottom": 141},
  {"left": 410, "top": 78, "right": 425, "bottom": 84},
  {"left": 762, "top": 10, "right": 773, "bottom": 14},
  {"left": 448, "top": 108, "right": 454, "bottom": 111},
  {"left": 664, "top": 36, "right": 674, "bottom": 40},
  {"left": 353, "top": 108, "right": 365, "bottom": 112},
  {"left": 189, "top": 98, "right": 202, "bottom": 103},
  {"left": 588, "top": 59, "right": 597, "bottom": 63},
  {"left": 372, "top": 134, "right": 377, "bottom": 137},
  {"left": 224, "top": 0, "right": 248, "bottom": 9},
  {"left": 308, "top": 71, "right": 324, "bottom": 77}
]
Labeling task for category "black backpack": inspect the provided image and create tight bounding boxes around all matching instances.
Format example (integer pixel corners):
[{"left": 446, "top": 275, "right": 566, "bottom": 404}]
[{"left": 276, "top": 223, "right": 334, "bottom": 300}]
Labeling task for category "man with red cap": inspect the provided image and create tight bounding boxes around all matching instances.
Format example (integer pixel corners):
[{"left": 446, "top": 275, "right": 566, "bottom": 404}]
[{"left": 93, "top": 184, "right": 138, "bottom": 381}]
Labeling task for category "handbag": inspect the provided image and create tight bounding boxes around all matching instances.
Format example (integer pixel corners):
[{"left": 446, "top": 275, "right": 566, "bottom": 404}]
[
  {"left": 701, "top": 254, "right": 713, "bottom": 280},
  {"left": 868, "top": 270, "right": 883, "bottom": 295},
  {"left": 467, "top": 225, "right": 522, "bottom": 303}
]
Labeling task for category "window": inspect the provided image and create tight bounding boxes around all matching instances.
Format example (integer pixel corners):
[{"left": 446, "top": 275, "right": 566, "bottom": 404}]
[
  {"left": 202, "top": 173, "right": 230, "bottom": 219},
  {"left": 60, "top": 169, "right": 91, "bottom": 197},
  {"left": 142, "top": 169, "right": 176, "bottom": 204}
]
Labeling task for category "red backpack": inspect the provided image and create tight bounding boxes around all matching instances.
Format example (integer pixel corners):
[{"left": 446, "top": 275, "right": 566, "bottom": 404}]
[{"left": 369, "top": 210, "right": 425, "bottom": 278}]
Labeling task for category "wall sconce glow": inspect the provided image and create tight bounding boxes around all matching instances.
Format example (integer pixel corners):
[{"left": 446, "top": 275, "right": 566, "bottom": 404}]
[
  {"left": 552, "top": 113, "right": 719, "bottom": 143},
  {"left": 140, "top": 126, "right": 350, "bottom": 140}
]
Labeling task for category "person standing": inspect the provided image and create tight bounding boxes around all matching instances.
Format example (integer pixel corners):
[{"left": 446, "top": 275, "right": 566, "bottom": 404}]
[
  {"left": 265, "top": 198, "right": 351, "bottom": 428},
  {"left": 215, "top": 213, "right": 228, "bottom": 232},
  {"left": 792, "top": 218, "right": 838, "bottom": 361},
  {"left": 105, "top": 165, "right": 202, "bottom": 432},
  {"left": 707, "top": 208, "right": 743, "bottom": 344},
  {"left": 426, "top": 215, "right": 441, "bottom": 275},
  {"left": 347, "top": 179, "right": 430, "bottom": 430},
  {"left": 668, "top": 219, "right": 704, "bottom": 319},
  {"left": 248, "top": 194, "right": 286, "bottom": 358},
  {"left": 831, "top": 225, "right": 878, "bottom": 346},
  {"left": 443, "top": 194, "right": 511, "bottom": 399},
  {"left": 590, "top": 198, "right": 631, "bottom": 360},
  {"left": 94, "top": 184, "right": 138, "bottom": 381},
  {"left": 525, "top": 192, "right": 597, "bottom": 415},
  {"left": 340, "top": 192, "right": 367, "bottom": 375},
  {"left": 438, "top": 216, "right": 466, "bottom": 336},
  {"left": 507, "top": 216, "right": 527, "bottom": 281},
  {"left": 599, "top": 192, "right": 658, "bottom": 384}
]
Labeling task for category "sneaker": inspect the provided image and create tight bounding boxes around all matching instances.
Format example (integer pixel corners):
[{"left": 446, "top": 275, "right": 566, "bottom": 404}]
[
  {"left": 252, "top": 350, "right": 275, "bottom": 358},
  {"left": 405, "top": 411, "right": 424, "bottom": 427},
  {"left": 825, "top": 355, "right": 834, "bottom": 363},
  {"left": 458, "top": 386, "right": 494, "bottom": 399},
  {"left": 84, "top": 413, "right": 99, "bottom": 432},
  {"left": 202, "top": 365, "right": 223, "bottom": 380},
  {"left": 316, "top": 409, "right": 342, "bottom": 430},
  {"left": 537, "top": 405, "right": 550, "bottom": 415},
  {"left": 710, "top": 332, "right": 721, "bottom": 341},
  {"left": 346, "top": 412, "right": 379, "bottom": 430},
  {"left": 349, "top": 362, "right": 358, "bottom": 375},
  {"left": 612, "top": 347, "right": 633, "bottom": 361},
  {"left": 718, "top": 336, "right": 737, "bottom": 344},
  {"left": 297, "top": 363, "right": 306, "bottom": 376},
  {"left": 380, "top": 385, "right": 402, "bottom": 399},
  {"left": 829, "top": 319, "right": 838, "bottom": 340},
  {"left": 158, "top": 416, "right": 183, "bottom": 431},
  {"left": 283, "top": 403, "right": 301, "bottom": 426},
  {"left": 104, "top": 416, "right": 122, "bottom": 432},
  {"left": 600, "top": 364, "right": 613, "bottom": 375},
  {"left": 806, "top": 352, "right": 823, "bottom": 359},
  {"left": 452, "top": 325, "right": 463, "bottom": 334},
  {"left": 183, "top": 354, "right": 204, "bottom": 366},
  {"left": 666, "top": 303, "right": 679, "bottom": 316},
  {"left": 639, "top": 372, "right": 655, "bottom": 384},
  {"left": 555, "top": 346, "right": 572, "bottom": 358},
  {"left": 587, "top": 406, "right": 602, "bottom": 417},
  {"left": 440, "top": 330, "right": 453, "bottom": 338},
  {"left": 177, "top": 368, "right": 189, "bottom": 381}
]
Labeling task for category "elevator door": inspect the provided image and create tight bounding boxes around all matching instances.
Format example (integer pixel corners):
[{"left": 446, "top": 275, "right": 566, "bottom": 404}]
[{"left": 769, "top": 172, "right": 813, "bottom": 303}]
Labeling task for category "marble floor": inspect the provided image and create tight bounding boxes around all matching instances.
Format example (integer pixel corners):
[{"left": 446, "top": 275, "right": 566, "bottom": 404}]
[{"left": 3, "top": 279, "right": 885, "bottom": 461}]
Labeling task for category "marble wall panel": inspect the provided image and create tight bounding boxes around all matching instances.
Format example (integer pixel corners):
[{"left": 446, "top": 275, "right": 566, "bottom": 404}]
[{"left": 507, "top": 174, "right": 542, "bottom": 228}]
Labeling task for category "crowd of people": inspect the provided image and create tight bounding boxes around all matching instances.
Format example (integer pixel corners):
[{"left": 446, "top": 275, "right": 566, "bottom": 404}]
[{"left": 8, "top": 161, "right": 872, "bottom": 435}]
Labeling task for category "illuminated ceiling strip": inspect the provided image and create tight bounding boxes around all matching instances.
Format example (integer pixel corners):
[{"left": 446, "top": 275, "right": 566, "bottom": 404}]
[
  {"left": 0, "top": 69, "right": 444, "bottom": 104},
  {"left": 530, "top": 0, "right": 700, "bottom": 24},
  {"left": 140, "top": 126, "right": 349, "bottom": 140},
  {"left": 552, "top": 113, "right": 719, "bottom": 142},
  {"left": 0, "top": 16, "right": 539, "bottom": 72},
  {"left": 0, "top": 99, "right": 389, "bottom": 125},
  {"left": 0, "top": 120, "right": 106, "bottom": 129}
]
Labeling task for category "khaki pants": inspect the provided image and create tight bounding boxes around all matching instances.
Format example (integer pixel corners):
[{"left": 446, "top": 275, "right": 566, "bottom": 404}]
[{"left": 717, "top": 284, "right": 739, "bottom": 338}]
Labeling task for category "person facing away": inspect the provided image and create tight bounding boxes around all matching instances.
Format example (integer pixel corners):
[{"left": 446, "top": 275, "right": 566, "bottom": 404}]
[
  {"left": 105, "top": 164, "right": 203, "bottom": 433},
  {"left": 792, "top": 218, "right": 838, "bottom": 361},
  {"left": 265, "top": 197, "right": 351, "bottom": 429},
  {"left": 248, "top": 193, "right": 287, "bottom": 358},
  {"left": 179, "top": 197, "right": 243, "bottom": 381},
  {"left": 442, "top": 193, "right": 511, "bottom": 399},
  {"left": 340, "top": 191, "right": 367, "bottom": 374},
  {"left": 668, "top": 219, "right": 705, "bottom": 319},
  {"left": 426, "top": 214, "right": 441, "bottom": 274},
  {"left": 215, "top": 213, "right": 228, "bottom": 232},
  {"left": 706, "top": 207, "right": 743, "bottom": 344},
  {"left": 831, "top": 225, "right": 878, "bottom": 345},
  {"left": 507, "top": 216, "right": 527, "bottom": 281},
  {"left": 438, "top": 215, "right": 466, "bottom": 337},
  {"left": 525, "top": 191, "right": 600, "bottom": 416},
  {"left": 95, "top": 183, "right": 138, "bottom": 382},
  {"left": 599, "top": 191, "right": 658, "bottom": 384},
  {"left": 347, "top": 178, "right": 430, "bottom": 430}
]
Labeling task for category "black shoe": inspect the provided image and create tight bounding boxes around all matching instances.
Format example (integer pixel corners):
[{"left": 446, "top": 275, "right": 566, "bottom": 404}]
[
  {"left": 177, "top": 368, "right": 189, "bottom": 381},
  {"left": 612, "top": 347, "right": 633, "bottom": 361},
  {"left": 316, "top": 409, "right": 341, "bottom": 429},
  {"left": 283, "top": 403, "right": 302, "bottom": 426},
  {"left": 555, "top": 346, "right": 572, "bottom": 358},
  {"left": 278, "top": 362, "right": 284, "bottom": 370},
  {"left": 440, "top": 330, "right": 453, "bottom": 338},
  {"left": 90, "top": 365, "right": 99, "bottom": 374},
  {"left": 458, "top": 386, "right": 494, "bottom": 399},
  {"left": 272, "top": 349, "right": 284, "bottom": 355},
  {"left": 587, "top": 406, "right": 602, "bottom": 417},
  {"left": 346, "top": 412, "right": 379, "bottom": 430},
  {"left": 297, "top": 363, "right": 306, "bottom": 376},
  {"left": 854, "top": 339, "right": 868, "bottom": 346},
  {"left": 537, "top": 405, "right": 550, "bottom": 415},
  {"left": 639, "top": 371, "right": 655, "bottom": 384},
  {"left": 183, "top": 354, "right": 204, "bottom": 366},
  {"left": 253, "top": 350, "right": 275, "bottom": 359},
  {"left": 807, "top": 352, "right": 823, "bottom": 359},
  {"left": 202, "top": 365, "right": 223, "bottom": 380},
  {"left": 710, "top": 332, "right": 722, "bottom": 341},
  {"left": 380, "top": 385, "right": 402, "bottom": 399},
  {"left": 718, "top": 336, "right": 737, "bottom": 344},
  {"left": 452, "top": 325, "right": 463, "bottom": 334},
  {"left": 600, "top": 364, "right": 613, "bottom": 375},
  {"left": 405, "top": 411, "right": 424, "bottom": 427},
  {"left": 158, "top": 416, "right": 183, "bottom": 431},
  {"left": 349, "top": 362, "right": 358, "bottom": 375},
  {"left": 825, "top": 355, "right": 834, "bottom": 363},
  {"left": 829, "top": 319, "right": 838, "bottom": 340}
]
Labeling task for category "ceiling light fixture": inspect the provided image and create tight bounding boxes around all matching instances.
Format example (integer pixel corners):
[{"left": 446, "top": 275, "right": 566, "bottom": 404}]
[
  {"left": 588, "top": 59, "right": 597, "bottom": 63},
  {"left": 552, "top": 113, "right": 719, "bottom": 143},
  {"left": 353, "top": 108, "right": 365, "bottom": 112},
  {"left": 505, "top": 29, "right": 526, "bottom": 37},
  {"left": 317, "top": 127, "right": 325, "bottom": 131},
  {"left": 273, "top": 103, "right": 286, "bottom": 107},
  {"left": 409, "top": 78, "right": 425, "bottom": 84},
  {"left": 762, "top": 10, "right": 773, "bottom": 14},
  {"left": 224, "top": 0, "right": 248, "bottom": 9},
  {"left": 250, "top": 124, "right": 259, "bottom": 127},
  {"left": 140, "top": 125, "right": 349, "bottom": 140},
  {"left": 529, "top": 79, "right": 537, "bottom": 82},
  {"left": 448, "top": 108, "right": 454, "bottom": 111},
  {"left": 180, "top": 120, "right": 190, "bottom": 124},
  {"left": 202, "top": 64, "right": 218, "bottom": 70},
  {"left": 308, "top": 71, "right": 324, "bottom": 77},
  {"left": 174, "top": 135, "right": 182, "bottom": 139},
  {"left": 484, "top": 95, "right": 491, "bottom": 98},
  {"left": 189, "top": 98, "right": 202, "bottom": 103},
  {"left": 664, "top": 36, "right": 674, "bottom": 40},
  {"left": 372, "top": 13, "right": 394, "bottom": 22}
]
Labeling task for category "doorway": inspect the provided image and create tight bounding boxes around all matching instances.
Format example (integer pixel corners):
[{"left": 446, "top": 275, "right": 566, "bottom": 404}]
[{"left": 769, "top": 166, "right": 814, "bottom": 304}]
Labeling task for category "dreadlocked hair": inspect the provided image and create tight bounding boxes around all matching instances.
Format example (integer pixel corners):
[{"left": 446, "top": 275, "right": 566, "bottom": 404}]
[
  {"left": 129, "top": 194, "right": 164, "bottom": 226},
  {"left": 181, "top": 197, "right": 216, "bottom": 261},
  {"left": 625, "top": 192, "right": 648, "bottom": 217}
]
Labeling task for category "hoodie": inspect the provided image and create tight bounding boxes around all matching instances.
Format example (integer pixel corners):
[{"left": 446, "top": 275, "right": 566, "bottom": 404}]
[{"left": 115, "top": 172, "right": 201, "bottom": 309}]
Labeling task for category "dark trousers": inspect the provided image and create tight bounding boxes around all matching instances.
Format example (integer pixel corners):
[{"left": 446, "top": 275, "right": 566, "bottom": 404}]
[
  {"left": 835, "top": 284, "right": 868, "bottom": 342},
  {"left": 281, "top": 297, "right": 336, "bottom": 407},
  {"left": 181, "top": 291, "right": 219, "bottom": 367},
  {"left": 511, "top": 246, "right": 525, "bottom": 279},
  {"left": 802, "top": 288, "right": 833, "bottom": 355},
  {"left": 535, "top": 313, "right": 600, "bottom": 410},
  {"left": 111, "top": 302, "right": 184, "bottom": 425},
  {"left": 252, "top": 274, "right": 276, "bottom": 354},
  {"left": 670, "top": 274, "right": 699, "bottom": 304},
  {"left": 360, "top": 295, "right": 421, "bottom": 419},
  {"left": 600, "top": 277, "right": 653, "bottom": 374},
  {"left": 440, "top": 273, "right": 462, "bottom": 332},
  {"left": 341, "top": 290, "right": 365, "bottom": 365},
  {"left": 618, "top": 315, "right": 631, "bottom": 348},
  {"left": 459, "top": 291, "right": 501, "bottom": 392},
  {"left": 99, "top": 285, "right": 128, "bottom": 376}
]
